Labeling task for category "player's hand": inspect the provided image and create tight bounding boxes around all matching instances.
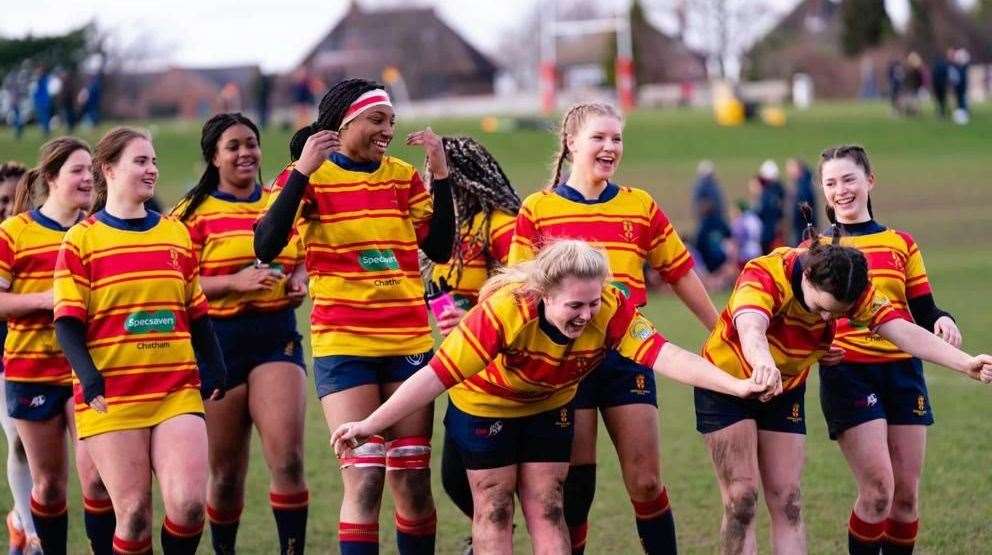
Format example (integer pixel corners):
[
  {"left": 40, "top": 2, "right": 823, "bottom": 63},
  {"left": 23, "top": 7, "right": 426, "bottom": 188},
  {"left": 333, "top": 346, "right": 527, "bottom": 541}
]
[
  {"left": 436, "top": 305, "right": 466, "bottom": 337},
  {"left": 963, "top": 354, "right": 992, "bottom": 383},
  {"left": 819, "top": 346, "right": 845, "bottom": 366},
  {"left": 331, "top": 421, "right": 374, "bottom": 458},
  {"left": 286, "top": 267, "right": 309, "bottom": 305},
  {"left": 296, "top": 130, "right": 341, "bottom": 176},
  {"left": 751, "top": 363, "right": 783, "bottom": 402},
  {"left": 230, "top": 265, "right": 281, "bottom": 293},
  {"left": 735, "top": 378, "right": 772, "bottom": 399},
  {"left": 406, "top": 127, "right": 448, "bottom": 179},
  {"left": 89, "top": 395, "right": 108, "bottom": 413},
  {"left": 934, "top": 316, "right": 962, "bottom": 348}
]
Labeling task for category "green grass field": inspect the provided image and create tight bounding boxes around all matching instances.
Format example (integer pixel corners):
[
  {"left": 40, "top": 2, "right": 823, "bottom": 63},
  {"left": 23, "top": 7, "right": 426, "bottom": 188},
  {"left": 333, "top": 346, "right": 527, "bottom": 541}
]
[{"left": 1, "top": 101, "right": 991, "bottom": 553}]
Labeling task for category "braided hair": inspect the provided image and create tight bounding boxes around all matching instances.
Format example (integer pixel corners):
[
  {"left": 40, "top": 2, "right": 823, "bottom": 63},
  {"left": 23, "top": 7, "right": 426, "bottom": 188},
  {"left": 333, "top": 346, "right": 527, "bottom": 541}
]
[
  {"left": 818, "top": 144, "right": 875, "bottom": 228},
  {"left": 547, "top": 102, "right": 623, "bottom": 190},
  {"left": 289, "top": 78, "right": 385, "bottom": 161},
  {"left": 798, "top": 202, "right": 869, "bottom": 304},
  {"left": 175, "top": 113, "right": 261, "bottom": 222},
  {"left": 422, "top": 137, "right": 522, "bottom": 287}
]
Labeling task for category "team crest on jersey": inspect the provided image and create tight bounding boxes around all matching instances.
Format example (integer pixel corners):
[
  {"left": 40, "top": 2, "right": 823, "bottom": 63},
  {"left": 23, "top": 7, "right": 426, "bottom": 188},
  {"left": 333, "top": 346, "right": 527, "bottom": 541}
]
[
  {"left": 630, "top": 317, "right": 654, "bottom": 341},
  {"left": 890, "top": 251, "right": 906, "bottom": 273},
  {"left": 787, "top": 402, "right": 803, "bottom": 423},
  {"left": 913, "top": 394, "right": 928, "bottom": 416},
  {"left": 169, "top": 248, "right": 182, "bottom": 271},
  {"left": 620, "top": 221, "right": 638, "bottom": 243},
  {"left": 460, "top": 235, "right": 485, "bottom": 261},
  {"left": 555, "top": 408, "right": 571, "bottom": 429}
]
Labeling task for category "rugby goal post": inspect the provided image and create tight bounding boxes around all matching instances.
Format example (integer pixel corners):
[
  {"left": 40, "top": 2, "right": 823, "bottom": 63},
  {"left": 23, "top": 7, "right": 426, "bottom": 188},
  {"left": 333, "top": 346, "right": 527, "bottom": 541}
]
[{"left": 539, "top": 0, "right": 635, "bottom": 114}]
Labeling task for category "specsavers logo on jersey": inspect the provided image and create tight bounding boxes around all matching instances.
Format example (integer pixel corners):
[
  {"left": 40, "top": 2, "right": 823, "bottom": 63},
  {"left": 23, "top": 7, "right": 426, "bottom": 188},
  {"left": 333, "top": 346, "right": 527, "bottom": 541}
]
[
  {"left": 124, "top": 310, "right": 177, "bottom": 334},
  {"left": 358, "top": 249, "right": 399, "bottom": 271}
]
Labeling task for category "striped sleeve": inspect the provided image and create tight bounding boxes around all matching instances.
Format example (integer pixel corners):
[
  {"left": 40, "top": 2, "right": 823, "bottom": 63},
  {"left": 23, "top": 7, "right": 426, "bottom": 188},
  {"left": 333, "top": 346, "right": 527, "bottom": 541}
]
[
  {"left": 897, "top": 231, "right": 932, "bottom": 299},
  {"left": 264, "top": 164, "right": 313, "bottom": 220},
  {"left": 53, "top": 227, "right": 90, "bottom": 322},
  {"left": 181, "top": 232, "right": 210, "bottom": 322},
  {"left": 729, "top": 262, "right": 780, "bottom": 321},
  {"left": 0, "top": 222, "right": 15, "bottom": 289},
  {"left": 429, "top": 300, "right": 505, "bottom": 388},
  {"left": 850, "top": 283, "right": 902, "bottom": 331},
  {"left": 408, "top": 170, "right": 433, "bottom": 243},
  {"left": 645, "top": 201, "right": 694, "bottom": 283},
  {"left": 489, "top": 212, "right": 516, "bottom": 265},
  {"left": 508, "top": 202, "right": 539, "bottom": 264},
  {"left": 606, "top": 290, "right": 667, "bottom": 368}
]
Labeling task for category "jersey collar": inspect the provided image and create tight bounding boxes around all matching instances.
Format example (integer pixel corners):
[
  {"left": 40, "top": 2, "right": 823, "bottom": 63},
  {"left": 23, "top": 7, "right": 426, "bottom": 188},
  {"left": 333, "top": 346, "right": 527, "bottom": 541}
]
[
  {"left": 537, "top": 301, "right": 572, "bottom": 345},
  {"left": 331, "top": 151, "right": 380, "bottom": 173},
  {"left": 210, "top": 184, "right": 261, "bottom": 203},
  {"left": 554, "top": 182, "right": 620, "bottom": 204},
  {"left": 95, "top": 209, "right": 161, "bottom": 232}
]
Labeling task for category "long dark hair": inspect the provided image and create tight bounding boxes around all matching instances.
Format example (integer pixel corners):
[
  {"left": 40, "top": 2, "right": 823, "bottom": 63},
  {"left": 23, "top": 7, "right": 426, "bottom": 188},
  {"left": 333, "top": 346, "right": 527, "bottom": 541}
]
[
  {"left": 289, "top": 78, "right": 384, "bottom": 161},
  {"left": 175, "top": 113, "right": 261, "bottom": 221},
  {"left": 819, "top": 144, "right": 875, "bottom": 226},
  {"left": 12, "top": 137, "right": 91, "bottom": 215}
]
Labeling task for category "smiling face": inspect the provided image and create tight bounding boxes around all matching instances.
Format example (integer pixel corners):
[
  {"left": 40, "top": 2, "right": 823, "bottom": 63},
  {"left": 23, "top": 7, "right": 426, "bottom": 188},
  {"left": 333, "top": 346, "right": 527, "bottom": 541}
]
[
  {"left": 542, "top": 276, "right": 605, "bottom": 339},
  {"left": 800, "top": 273, "right": 855, "bottom": 322},
  {"left": 567, "top": 115, "right": 623, "bottom": 185},
  {"left": 820, "top": 157, "right": 874, "bottom": 223},
  {"left": 47, "top": 148, "right": 94, "bottom": 212},
  {"left": 340, "top": 105, "right": 395, "bottom": 163},
  {"left": 213, "top": 123, "right": 260, "bottom": 191},
  {"left": 105, "top": 138, "right": 158, "bottom": 205}
]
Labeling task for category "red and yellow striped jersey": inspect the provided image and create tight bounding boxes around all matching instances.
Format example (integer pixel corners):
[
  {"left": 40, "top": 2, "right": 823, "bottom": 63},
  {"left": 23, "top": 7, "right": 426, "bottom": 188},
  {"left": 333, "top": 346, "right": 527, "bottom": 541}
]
[
  {"left": 53, "top": 211, "right": 207, "bottom": 438},
  {"left": 173, "top": 186, "right": 303, "bottom": 318},
  {"left": 827, "top": 225, "right": 932, "bottom": 363},
  {"left": 701, "top": 247, "right": 901, "bottom": 391},
  {"left": 0, "top": 210, "right": 72, "bottom": 384},
  {"left": 267, "top": 156, "right": 434, "bottom": 357},
  {"left": 509, "top": 185, "right": 693, "bottom": 306},
  {"left": 431, "top": 210, "right": 515, "bottom": 307},
  {"left": 430, "top": 284, "right": 666, "bottom": 417}
]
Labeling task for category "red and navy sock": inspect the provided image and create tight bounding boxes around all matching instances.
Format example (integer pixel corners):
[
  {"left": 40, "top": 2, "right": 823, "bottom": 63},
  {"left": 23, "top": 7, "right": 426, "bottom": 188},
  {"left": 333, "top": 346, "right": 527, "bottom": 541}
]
[
  {"left": 207, "top": 504, "right": 243, "bottom": 554},
  {"left": 848, "top": 511, "right": 885, "bottom": 555},
  {"left": 882, "top": 518, "right": 918, "bottom": 555},
  {"left": 569, "top": 522, "right": 589, "bottom": 555},
  {"left": 112, "top": 535, "right": 152, "bottom": 555},
  {"left": 270, "top": 490, "right": 309, "bottom": 554},
  {"left": 84, "top": 496, "right": 116, "bottom": 555},
  {"left": 160, "top": 516, "right": 204, "bottom": 554},
  {"left": 339, "top": 521, "right": 378, "bottom": 555},
  {"left": 395, "top": 510, "right": 436, "bottom": 554},
  {"left": 30, "top": 496, "right": 68, "bottom": 555},
  {"left": 632, "top": 488, "right": 677, "bottom": 554}
]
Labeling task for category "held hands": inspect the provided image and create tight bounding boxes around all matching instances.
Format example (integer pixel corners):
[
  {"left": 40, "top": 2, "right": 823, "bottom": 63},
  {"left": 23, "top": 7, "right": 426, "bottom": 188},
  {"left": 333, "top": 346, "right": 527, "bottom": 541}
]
[
  {"left": 436, "top": 305, "right": 466, "bottom": 337},
  {"left": 819, "top": 346, "right": 845, "bottom": 366},
  {"left": 751, "top": 362, "right": 784, "bottom": 402},
  {"left": 296, "top": 130, "right": 341, "bottom": 176},
  {"left": 406, "top": 127, "right": 449, "bottom": 179},
  {"left": 231, "top": 264, "right": 282, "bottom": 293},
  {"left": 934, "top": 316, "right": 962, "bottom": 348},
  {"left": 286, "top": 266, "right": 309, "bottom": 306},
  {"left": 963, "top": 354, "right": 992, "bottom": 384},
  {"left": 331, "top": 421, "right": 374, "bottom": 458}
]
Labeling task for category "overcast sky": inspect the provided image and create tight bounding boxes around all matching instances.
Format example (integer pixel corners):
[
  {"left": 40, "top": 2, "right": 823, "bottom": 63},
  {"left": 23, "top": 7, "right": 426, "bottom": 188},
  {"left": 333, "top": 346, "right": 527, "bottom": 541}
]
[{"left": 0, "top": 0, "right": 969, "bottom": 73}]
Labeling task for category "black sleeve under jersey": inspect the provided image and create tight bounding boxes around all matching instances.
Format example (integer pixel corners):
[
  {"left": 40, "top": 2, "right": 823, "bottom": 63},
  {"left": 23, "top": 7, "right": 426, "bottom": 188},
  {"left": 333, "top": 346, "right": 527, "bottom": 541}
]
[
  {"left": 907, "top": 293, "right": 953, "bottom": 331},
  {"left": 190, "top": 316, "right": 227, "bottom": 398},
  {"left": 54, "top": 318, "right": 104, "bottom": 404},
  {"left": 419, "top": 176, "right": 455, "bottom": 263},
  {"left": 253, "top": 169, "right": 309, "bottom": 263}
]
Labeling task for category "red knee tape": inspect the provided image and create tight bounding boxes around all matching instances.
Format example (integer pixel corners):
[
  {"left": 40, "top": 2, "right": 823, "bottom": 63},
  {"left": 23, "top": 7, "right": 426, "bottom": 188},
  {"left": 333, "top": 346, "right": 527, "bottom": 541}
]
[
  {"left": 270, "top": 490, "right": 309, "bottom": 510},
  {"left": 395, "top": 510, "right": 437, "bottom": 536},
  {"left": 163, "top": 516, "right": 204, "bottom": 538},
  {"left": 884, "top": 518, "right": 919, "bottom": 545},
  {"left": 30, "top": 496, "right": 68, "bottom": 517},
  {"left": 632, "top": 488, "right": 671, "bottom": 520},
  {"left": 84, "top": 496, "right": 114, "bottom": 514},
  {"left": 386, "top": 436, "right": 431, "bottom": 471},
  {"left": 339, "top": 521, "right": 379, "bottom": 543},
  {"left": 112, "top": 535, "right": 152, "bottom": 554},
  {"left": 339, "top": 435, "right": 386, "bottom": 469},
  {"left": 849, "top": 511, "right": 886, "bottom": 542},
  {"left": 207, "top": 504, "right": 243, "bottom": 525}
]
